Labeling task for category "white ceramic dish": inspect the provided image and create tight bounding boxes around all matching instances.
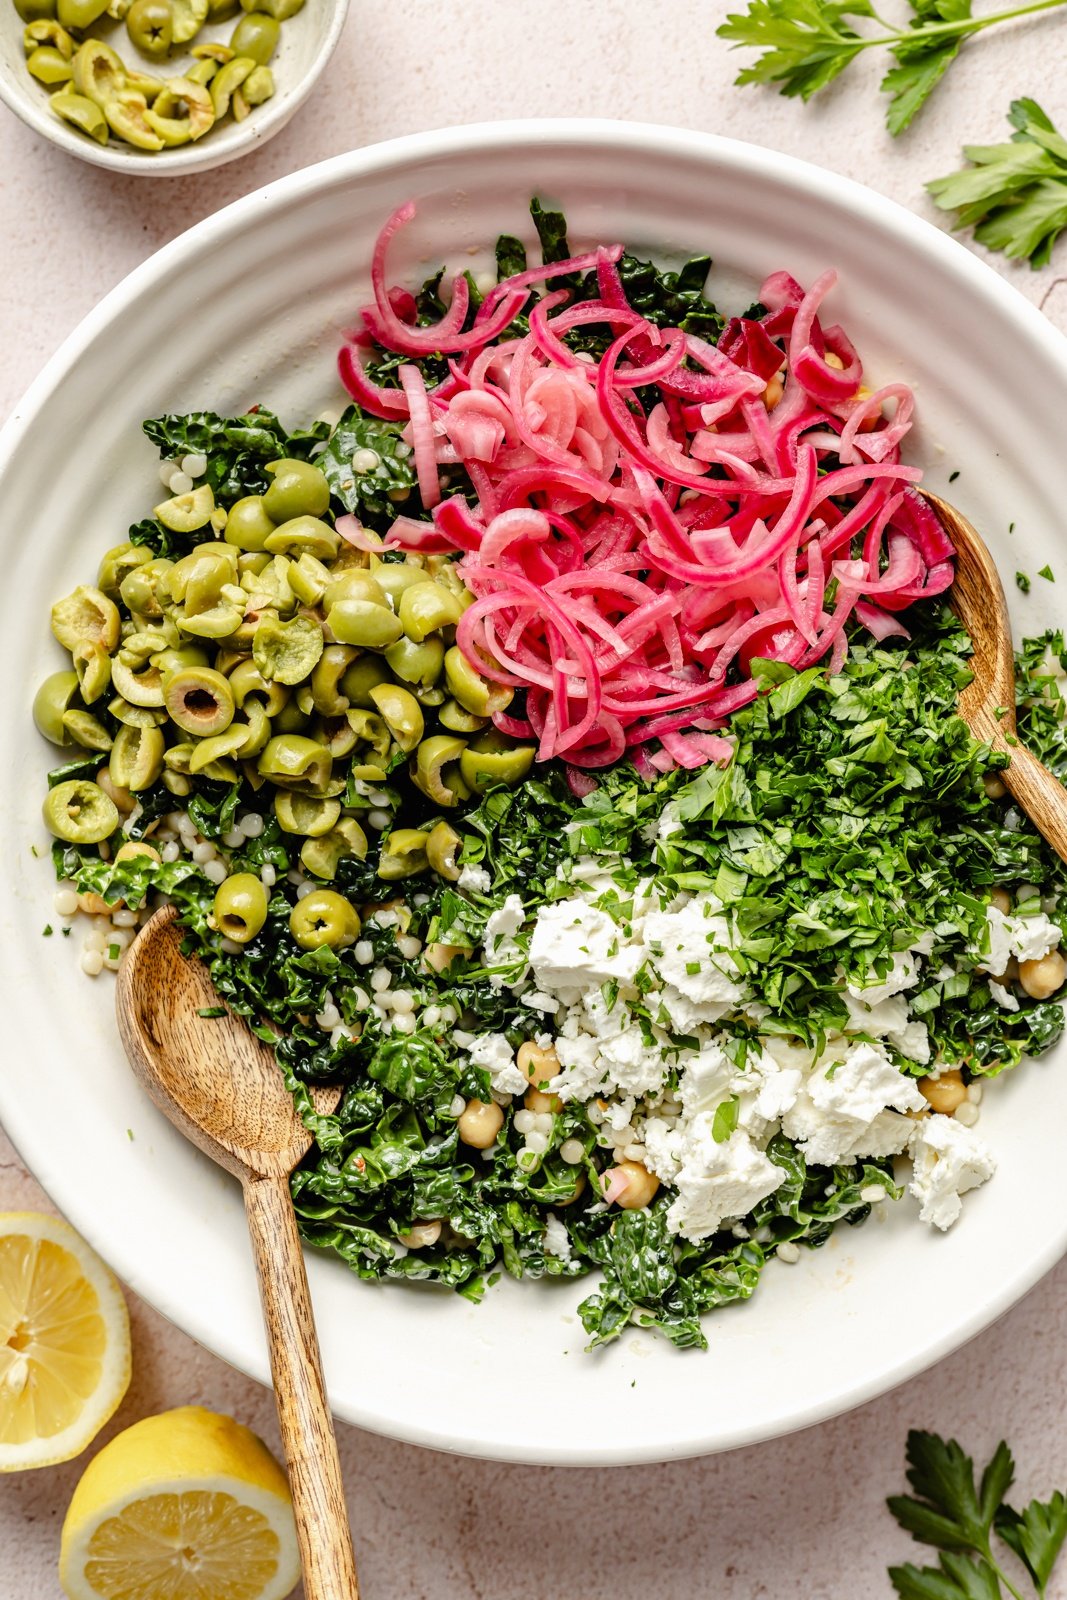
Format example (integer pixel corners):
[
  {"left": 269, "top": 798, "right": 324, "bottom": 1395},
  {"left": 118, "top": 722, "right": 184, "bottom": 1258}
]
[
  {"left": 0, "top": 1, "right": 347, "bottom": 176},
  {"left": 3, "top": 120, "right": 1067, "bottom": 1465}
]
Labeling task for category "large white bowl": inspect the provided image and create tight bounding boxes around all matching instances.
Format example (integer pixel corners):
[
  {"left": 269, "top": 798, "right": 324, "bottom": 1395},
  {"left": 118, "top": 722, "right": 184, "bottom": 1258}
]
[{"left": 3, "top": 120, "right": 1066, "bottom": 1466}]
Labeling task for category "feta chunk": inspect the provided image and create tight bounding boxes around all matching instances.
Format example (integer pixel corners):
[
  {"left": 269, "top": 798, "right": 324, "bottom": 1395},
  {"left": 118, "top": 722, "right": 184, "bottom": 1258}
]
[
  {"left": 989, "top": 979, "right": 1020, "bottom": 1012},
  {"left": 846, "top": 950, "right": 920, "bottom": 1007},
  {"left": 643, "top": 896, "right": 746, "bottom": 1021},
  {"left": 983, "top": 906, "right": 1060, "bottom": 973},
  {"left": 483, "top": 893, "right": 526, "bottom": 985},
  {"left": 908, "top": 1114, "right": 996, "bottom": 1229},
  {"left": 529, "top": 898, "right": 642, "bottom": 996},
  {"left": 782, "top": 1040, "right": 925, "bottom": 1165},
  {"left": 662, "top": 1125, "right": 786, "bottom": 1244},
  {"left": 543, "top": 1213, "right": 572, "bottom": 1261},
  {"left": 467, "top": 1032, "right": 528, "bottom": 1097},
  {"left": 457, "top": 862, "right": 491, "bottom": 894}
]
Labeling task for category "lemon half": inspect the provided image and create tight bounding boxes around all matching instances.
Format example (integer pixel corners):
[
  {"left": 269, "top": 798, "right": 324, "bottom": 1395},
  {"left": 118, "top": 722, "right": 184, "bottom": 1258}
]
[
  {"left": 0, "top": 1211, "right": 131, "bottom": 1472},
  {"left": 60, "top": 1406, "right": 301, "bottom": 1600}
]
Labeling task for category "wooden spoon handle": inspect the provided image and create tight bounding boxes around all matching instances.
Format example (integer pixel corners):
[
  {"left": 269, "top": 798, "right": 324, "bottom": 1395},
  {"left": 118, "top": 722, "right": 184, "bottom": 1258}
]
[
  {"left": 1002, "top": 741, "right": 1067, "bottom": 865},
  {"left": 243, "top": 1174, "right": 359, "bottom": 1600}
]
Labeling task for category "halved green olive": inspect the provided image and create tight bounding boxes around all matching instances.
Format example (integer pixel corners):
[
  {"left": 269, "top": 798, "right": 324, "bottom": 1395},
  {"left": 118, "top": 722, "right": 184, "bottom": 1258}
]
[
  {"left": 169, "top": 0, "right": 208, "bottom": 42},
  {"left": 444, "top": 646, "right": 512, "bottom": 717},
  {"left": 72, "top": 38, "right": 124, "bottom": 103},
  {"left": 57, "top": 0, "right": 110, "bottom": 24},
  {"left": 111, "top": 656, "right": 164, "bottom": 708},
  {"left": 289, "top": 889, "right": 359, "bottom": 951},
  {"left": 120, "top": 558, "right": 172, "bottom": 619},
  {"left": 155, "top": 483, "right": 215, "bottom": 533},
  {"left": 326, "top": 599, "right": 404, "bottom": 650},
  {"left": 210, "top": 53, "right": 255, "bottom": 118},
  {"left": 152, "top": 644, "right": 211, "bottom": 684},
  {"left": 51, "top": 586, "right": 120, "bottom": 653},
  {"left": 213, "top": 872, "right": 267, "bottom": 943},
  {"left": 262, "top": 515, "right": 338, "bottom": 562},
  {"left": 339, "top": 654, "right": 391, "bottom": 707},
  {"left": 398, "top": 581, "right": 464, "bottom": 642},
  {"left": 438, "top": 697, "right": 488, "bottom": 734},
  {"left": 43, "top": 779, "right": 118, "bottom": 844},
  {"left": 368, "top": 682, "right": 423, "bottom": 752},
  {"left": 312, "top": 714, "right": 357, "bottom": 760},
  {"left": 225, "top": 495, "right": 276, "bottom": 552},
  {"left": 98, "top": 541, "right": 152, "bottom": 600},
  {"left": 459, "top": 733, "right": 536, "bottom": 793},
  {"left": 378, "top": 828, "right": 430, "bottom": 881},
  {"left": 241, "top": 63, "right": 272, "bottom": 105},
  {"left": 110, "top": 723, "right": 165, "bottom": 790},
  {"left": 252, "top": 613, "right": 324, "bottom": 686},
  {"left": 62, "top": 709, "right": 112, "bottom": 751},
  {"left": 71, "top": 641, "right": 112, "bottom": 705},
  {"left": 411, "top": 735, "right": 469, "bottom": 807},
  {"left": 257, "top": 734, "right": 332, "bottom": 791},
  {"left": 110, "top": 697, "right": 167, "bottom": 729},
  {"left": 49, "top": 87, "right": 109, "bottom": 142},
  {"left": 227, "top": 657, "right": 289, "bottom": 716},
  {"left": 274, "top": 791, "right": 341, "bottom": 837},
  {"left": 323, "top": 570, "right": 388, "bottom": 610},
  {"left": 230, "top": 7, "right": 278, "bottom": 57},
  {"left": 145, "top": 76, "right": 214, "bottom": 143},
  {"left": 28, "top": 45, "right": 74, "bottom": 84},
  {"left": 178, "top": 602, "right": 243, "bottom": 640},
  {"left": 104, "top": 88, "right": 164, "bottom": 150},
  {"left": 33, "top": 671, "right": 80, "bottom": 746},
  {"left": 384, "top": 636, "right": 444, "bottom": 689},
  {"left": 299, "top": 817, "right": 368, "bottom": 880},
  {"left": 425, "top": 820, "right": 463, "bottom": 880},
  {"left": 372, "top": 562, "right": 429, "bottom": 607},
  {"left": 309, "top": 645, "right": 356, "bottom": 716},
  {"left": 288, "top": 553, "right": 330, "bottom": 607},
  {"left": 188, "top": 724, "right": 250, "bottom": 774},
  {"left": 24, "top": 19, "right": 74, "bottom": 51},
  {"left": 164, "top": 666, "right": 236, "bottom": 736},
  {"left": 262, "top": 458, "right": 330, "bottom": 522}
]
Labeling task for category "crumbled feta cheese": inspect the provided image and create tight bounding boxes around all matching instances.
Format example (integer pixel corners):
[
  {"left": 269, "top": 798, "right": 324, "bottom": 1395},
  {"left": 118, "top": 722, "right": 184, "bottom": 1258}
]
[
  {"left": 661, "top": 1125, "right": 786, "bottom": 1243},
  {"left": 988, "top": 979, "right": 1020, "bottom": 1012},
  {"left": 483, "top": 893, "right": 526, "bottom": 984},
  {"left": 643, "top": 896, "right": 746, "bottom": 1020},
  {"left": 908, "top": 1114, "right": 996, "bottom": 1229},
  {"left": 467, "top": 1033, "right": 528, "bottom": 1097},
  {"left": 457, "top": 862, "right": 491, "bottom": 894},
  {"left": 543, "top": 1213, "right": 572, "bottom": 1260},
  {"left": 782, "top": 1040, "right": 925, "bottom": 1165},
  {"left": 983, "top": 906, "right": 1060, "bottom": 972},
  {"left": 846, "top": 950, "right": 920, "bottom": 1006},
  {"left": 529, "top": 898, "right": 643, "bottom": 995}
]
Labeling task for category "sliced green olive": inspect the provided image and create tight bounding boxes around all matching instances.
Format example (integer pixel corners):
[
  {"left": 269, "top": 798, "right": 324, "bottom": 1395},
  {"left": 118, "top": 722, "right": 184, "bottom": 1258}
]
[
  {"left": 239, "top": 700, "right": 271, "bottom": 757},
  {"left": 240, "top": 0, "right": 303, "bottom": 16},
  {"left": 169, "top": 0, "right": 208, "bottom": 42},
  {"left": 192, "top": 38, "right": 233, "bottom": 59},
  {"left": 104, "top": 89, "right": 164, "bottom": 150},
  {"left": 289, "top": 889, "right": 359, "bottom": 951},
  {"left": 346, "top": 708, "right": 390, "bottom": 762},
  {"left": 372, "top": 562, "right": 430, "bottom": 607},
  {"left": 24, "top": 18, "right": 74, "bottom": 51},
  {"left": 210, "top": 53, "right": 255, "bottom": 118},
  {"left": 368, "top": 682, "right": 423, "bottom": 752},
  {"left": 263, "top": 515, "right": 339, "bottom": 562},
  {"left": 125, "top": 67, "right": 162, "bottom": 99},
  {"left": 188, "top": 724, "right": 250, "bottom": 774},
  {"left": 288, "top": 553, "right": 330, "bottom": 607},
  {"left": 324, "top": 570, "right": 388, "bottom": 610},
  {"left": 257, "top": 734, "right": 332, "bottom": 791},
  {"left": 110, "top": 723, "right": 165, "bottom": 790},
  {"left": 327, "top": 599, "right": 404, "bottom": 650},
  {"left": 70, "top": 641, "right": 112, "bottom": 705},
  {"left": 299, "top": 817, "right": 368, "bottom": 880},
  {"left": 62, "top": 709, "right": 113, "bottom": 751},
  {"left": 241, "top": 64, "right": 272, "bottom": 105},
  {"left": 425, "top": 820, "right": 462, "bottom": 881},
  {"left": 213, "top": 872, "right": 267, "bottom": 943},
  {"left": 411, "top": 735, "right": 469, "bottom": 807},
  {"left": 51, "top": 586, "right": 120, "bottom": 653},
  {"left": 378, "top": 828, "right": 430, "bottom": 881},
  {"left": 145, "top": 76, "right": 215, "bottom": 143},
  {"left": 309, "top": 645, "right": 356, "bottom": 716},
  {"left": 225, "top": 495, "right": 276, "bottom": 552},
  {"left": 49, "top": 87, "right": 109, "bottom": 142},
  {"left": 120, "top": 558, "right": 172, "bottom": 619},
  {"left": 262, "top": 458, "right": 331, "bottom": 523},
  {"left": 313, "top": 714, "right": 357, "bottom": 759},
  {"left": 152, "top": 644, "right": 211, "bottom": 684},
  {"left": 228, "top": 657, "right": 289, "bottom": 716},
  {"left": 398, "top": 582, "right": 464, "bottom": 642},
  {"left": 384, "top": 636, "right": 444, "bottom": 690},
  {"left": 44, "top": 779, "right": 118, "bottom": 844},
  {"left": 274, "top": 791, "right": 341, "bottom": 837},
  {"left": 439, "top": 697, "right": 488, "bottom": 734},
  {"left": 155, "top": 483, "right": 215, "bottom": 533},
  {"left": 98, "top": 541, "right": 151, "bottom": 600},
  {"left": 125, "top": 0, "right": 172, "bottom": 54},
  {"left": 110, "top": 655, "right": 164, "bottom": 709},
  {"left": 72, "top": 39, "right": 125, "bottom": 104},
  {"left": 33, "top": 671, "right": 80, "bottom": 746},
  {"left": 252, "top": 613, "right": 324, "bottom": 687},
  {"left": 339, "top": 654, "right": 391, "bottom": 707},
  {"left": 57, "top": 0, "right": 111, "bottom": 28},
  {"left": 109, "top": 697, "right": 167, "bottom": 729},
  {"left": 178, "top": 603, "right": 243, "bottom": 640},
  {"left": 444, "top": 646, "right": 512, "bottom": 716},
  {"left": 164, "top": 665, "right": 235, "bottom": 736},
  {"left": 185, "top": 57, "right": 216, "bottom": 86},
  {"left": 119, "top": 627, "right": 171, "bottom": 667},
  {"left": 28, "top": 45, "right": 74, "bottom": 84},
  {"left": 459, "top": 734, "right": 536, "bottom": 793}
]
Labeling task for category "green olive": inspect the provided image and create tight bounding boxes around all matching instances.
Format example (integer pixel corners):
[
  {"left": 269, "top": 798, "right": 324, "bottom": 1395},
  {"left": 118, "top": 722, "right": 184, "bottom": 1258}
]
[
  {"left": 33, "top": 670, "right": 80, "bottom": 746},
  {"left": 125, "top": 66, "right": 162, "bottom": 98},
  {"left": 262, "top": 515, "right": 339, "bottom": 562},
  {"left": 261, "top": 459, "right": 331, "bottom": 523},
  {"left": 378, "top": 828, "right": 430, "bottom": 881},
  {"left": 125, "top": 0, "right": 172, "bottom": 54},
  {"left": 228, "top": 657, "right": 289, "bottom": 717},
  {"left": 164, "top": 666, "right": 236, "bottom": 736},
  {"left": 444, "top": 646, "right": 512, "bottom": 717},
  {"left": 72, "top": 641, "right": 112, "bottom": 705},
  {"left": 398, "top": 582, "right": 464, "bottom": 643},
  {"left": 411, "top": 735, "right": 469, "bottom": 807},
  {"left": 16, "top": 0, "right": 59, "bottom": 21},
  {"left": 346, "top": 708, "right": 390, "bottom": 760},
  {"left": 98, "top": 541, "right": 151, "bottom": 600},
  {"left": 289, "top": 889, "right": 359, "bottom": 951},
  {"left": 229, "top": 10, "right": 277, "bottom": 61},
  {"left": 104, "top": 88, "right": 164, "bottom": 150},
  {"left": 62, "top": 710, "right": 113, "bottom": 751},
  {"left": 152, "top": 644, "right": 211, "bottom": 684},
  {"left": 24, "top": 18, "right": 73, "bottom": 49},
  {"left": 155, "top": 483, "right": 215, "bottom": 533},
  {"left": 339, "top": 655, "right": 391, "bottom": 707},
  {"left": 237, "top": 551, "right": 271, "bottom": 580},
  {"left": 368, "top": 682, "right": 423, "bottom": 752},
  {"left": 72, "top": 38, "right": 124, "bottom": 103},
  {"left": 110, "top": 697, "right": 167, "bottom": 729},
  {"left": 323, "top": 570, "right": 389, "bottom": 610},
  {"left": 49, "top": 86, "right": 108, "bottom": 141},
  {"left": 207, "top": 0, "right": 238, "bottom": 15},
  {"left": 145, "top": 76, "right": 215, "bottom": 142},
  {"left": 309, "top": 714, "right": 353, "bottom": 760},
  {"left": 51, "top": 586, "right": 120, "bottom": 653},
  {"left": 274, "top": 791, "right": 341, "bottom": 837},
  {"left": 288, "top": 553, "right": 330, "bottom": 606},
  {"left": 225, "top": 495, "right": 276, "bottom": 552},
  {"left": 191, "top": 38, "right": 233, "bottom": 59},
  {"left": 299, "top": 817, "right": 368, "bottom": 880},
  {"left": 111, "top": 656, "right": 165, "bottom": 708},
  {"left": 327, "top": 599, "right": 404, "bottom": 650},
  {"left": 239, "top": 699, "right": 272, "bottom": 757},
  {"left": 459, "top": 734, "right": 536, "bottom": 793},
  {"left": 213, "top": 872, "right": 268, "bottom": 943},
  {"left": 169, "top": 0, "right": 208, "bottom": 42},
  {"left": 383, "top": 635, "right": 444, "bottom": 689},
  {"left": 211, "top": 53, "right": 255, "bottom": 117},
  {"left": 57, "top": 0, "right": 110, "bottom": 26},
  {"left": 110, "top": 722, "right": 165, "bottom": 790},
  {"left": 252, "top": 613, "right": 324, "bottom": 687},
  {"left": 240, "top": 0, "right": 301, "bottom": 14},
  {"left": 309, "top": 645, "right": 356, "bottom": 716},
  {"left": 178, "top": 601, "right": 243, "bottom": 640},
  {"left": 120, "top": 558, "right": 173, "bottom": 619},
  {"left": 372, "top": 562, "right": 430, "bottom": 607},
  {"left": 43, "top": 779, "right": 118, "bottom": 844},
  {"left": 271, "top": 699, "right": 308, "bottom": 735},
  {"left": 119, "top": 626, "right": 171, "bottom": 667},
  {"left": 188, "top": 725, "right": 250, "bottom": 773},
  {"left": 163, "top": 741, "right": 194, "bottom": 773},
  {"left": 241, "top": 63, "right": 272, "bottom": 105},
  {"left": 438, "top": 697, "right": 488, "bottom": 734},
  {"left": 425, "top": 820, "right": 463, "bottom": 880},
  {"left": 257, "top": 734, "right": 332, "bottom": 791},
  {"left": 185, "top": 57, "right": 216, "bottom": 85},
  {"left": 28, "top": 45, "right": 74, "bottom": 83}
]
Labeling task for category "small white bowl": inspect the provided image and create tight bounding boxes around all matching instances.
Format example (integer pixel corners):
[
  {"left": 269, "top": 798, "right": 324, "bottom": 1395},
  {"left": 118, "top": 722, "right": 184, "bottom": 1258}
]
[{"left": 0, "top": 1, "right": 348, "bottom": 176}]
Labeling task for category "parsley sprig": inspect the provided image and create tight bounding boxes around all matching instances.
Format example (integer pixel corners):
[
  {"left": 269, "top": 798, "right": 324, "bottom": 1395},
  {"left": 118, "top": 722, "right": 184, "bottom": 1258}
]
[
  {"left": 927, "top": 99, "right": 1067, "bottom": 268},
  {"left": 716, "top": 0, "right": 1067, "bottom": 135},
  {"left": 888, "top": 1432, "right": 1067, "bottom": 1599}
]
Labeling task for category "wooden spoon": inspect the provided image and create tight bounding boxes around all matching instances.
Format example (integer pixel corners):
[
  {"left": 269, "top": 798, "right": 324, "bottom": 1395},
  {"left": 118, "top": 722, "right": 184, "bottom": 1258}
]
[
  {"left": 925, "top": 491, "right": 1067, "bottom": 862},
  {"left": 116, "top": 904, "right": 359, "bottom": 1600}
]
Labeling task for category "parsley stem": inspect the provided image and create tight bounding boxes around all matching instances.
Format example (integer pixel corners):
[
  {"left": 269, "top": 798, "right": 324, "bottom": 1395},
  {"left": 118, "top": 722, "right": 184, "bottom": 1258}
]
[
  {"left": 985, "top": 1550, "right": 1028, "bottom": 1600},
  {"left": 850, "top": 0, "right": 1067, "bottom": 49}
]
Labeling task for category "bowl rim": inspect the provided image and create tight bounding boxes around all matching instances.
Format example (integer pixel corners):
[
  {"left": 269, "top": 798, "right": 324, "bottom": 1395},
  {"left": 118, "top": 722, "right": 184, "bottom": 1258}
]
[
  {"left": 4, "top": 118, "right": 1067, "bottom": 1463},
  {"left": 0, "top": 0, "right": 349, "bottom": 177}
]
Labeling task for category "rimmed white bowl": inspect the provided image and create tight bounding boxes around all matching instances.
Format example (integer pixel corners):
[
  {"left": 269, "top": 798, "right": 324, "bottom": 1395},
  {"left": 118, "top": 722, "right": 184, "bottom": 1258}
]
[
  {"left": 0, "top": 1, "right": 348, "bottom": 175},
  {"left": 2, "top": 120, "right": 1066, "bottom": 1465}
]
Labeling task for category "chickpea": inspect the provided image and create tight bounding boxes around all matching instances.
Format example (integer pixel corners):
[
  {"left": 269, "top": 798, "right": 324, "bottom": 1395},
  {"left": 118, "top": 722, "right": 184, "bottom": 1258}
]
[
  {"left": 555, "top": 1172, "right": 586, "bottom": 1208},
  {"left": 397, "top": 1220, "right": 441, "bottom": 1249},
  {"left": 989, "top": 887, "right": 1012, "bottom": 916},
  {"left": 96, "top": 765, "right": 136, "bottom": 816},
  {"left": 983, "top": 773, "right": 1008, "bottom": 799},
  {"left": 114, "top": 840, "right": 161, "bottom": 866},
  {"left": 763, "top": 373, "right": 784, "bottom": 411},
  {"left": 1020, "top": 949, "right": 1067, "bottom": 1000},
  {"left": 524, "top": 1086, "right": 561, "bottom": 1115},
  {"left": 919, "top": 1069, "right": 967, "bottom": 1116},
  {"left": 610, "top": 1161, "right": 660, "bottom": 1211},
  {"left": 457, "top": 1098, "right": 504, "bottom": 1149},
  {"left": 517, "top": 1039, "right": 559, "bottom": 1088},
  {"left": 422, "top": 941, "right": 470, "bottom": 973},
  {"left": 77, "top": 892, "right": 112, "bottom": 916}
]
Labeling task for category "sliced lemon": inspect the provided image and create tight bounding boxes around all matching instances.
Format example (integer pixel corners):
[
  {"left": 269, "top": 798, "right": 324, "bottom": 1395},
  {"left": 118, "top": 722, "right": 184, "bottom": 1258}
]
[
  {"left": 0, "top": 1211, "right": 131, "bottom": 1472},
  {"left": 60, "top": 1406, "right": 301, "bottom": 1600}
]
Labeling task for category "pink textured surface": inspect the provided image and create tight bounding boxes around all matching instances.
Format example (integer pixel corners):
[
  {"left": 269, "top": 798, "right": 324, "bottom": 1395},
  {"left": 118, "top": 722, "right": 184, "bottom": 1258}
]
[{"left": 3, "top": 5, "right": 1067, "bottom": 1595}]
